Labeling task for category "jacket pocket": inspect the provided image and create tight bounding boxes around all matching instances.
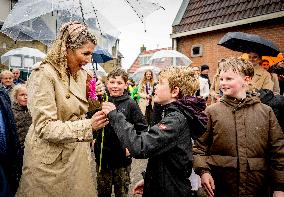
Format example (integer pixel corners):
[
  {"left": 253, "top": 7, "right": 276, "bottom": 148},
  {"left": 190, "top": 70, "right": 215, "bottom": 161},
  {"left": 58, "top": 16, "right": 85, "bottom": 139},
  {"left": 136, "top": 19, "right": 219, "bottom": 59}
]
[
  {"left": 247, "top": 158, "right": 267, "bottom": 171},
  {"left": 41, "top": 142, "right": 63, "bottom": 165},
  {"left": 207, "top": 155, "right": 238, "bottom": 168}
]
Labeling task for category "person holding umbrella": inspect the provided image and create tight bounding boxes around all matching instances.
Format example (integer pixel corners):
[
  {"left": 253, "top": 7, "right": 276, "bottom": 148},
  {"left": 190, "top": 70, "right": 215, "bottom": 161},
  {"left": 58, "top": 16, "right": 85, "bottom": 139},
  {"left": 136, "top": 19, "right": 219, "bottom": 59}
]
[
  {"left": 247, "top": 52, "right": 273, "bottom": 91},
  {"left": 218, "top": 32, "right": 280, "bottom": 91}
]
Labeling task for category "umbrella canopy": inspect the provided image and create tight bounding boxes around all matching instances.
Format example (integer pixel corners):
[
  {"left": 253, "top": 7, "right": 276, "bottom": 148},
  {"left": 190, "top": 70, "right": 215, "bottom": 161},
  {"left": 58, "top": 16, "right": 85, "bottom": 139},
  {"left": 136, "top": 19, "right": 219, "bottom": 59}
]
[
  {"left": 147, "top": 50, "right": 192, "bottom": 68},
  {"left": 1, "top": 0, "right": 163, "bottom": 45},
  {"left": 84, "top": 63, "right": 107, "bottom": 77},
  {"left": 1, "top": 47, "right": 46, "bottom": 64},
  {"left": 218, "top": 32, "right": 280, "bottom": 57},
  {"left": 92, "top": 46, "right": 113, "bottom": 63},
  {"left": 130, "top": 65, "right": 160, "bottom": 83}
]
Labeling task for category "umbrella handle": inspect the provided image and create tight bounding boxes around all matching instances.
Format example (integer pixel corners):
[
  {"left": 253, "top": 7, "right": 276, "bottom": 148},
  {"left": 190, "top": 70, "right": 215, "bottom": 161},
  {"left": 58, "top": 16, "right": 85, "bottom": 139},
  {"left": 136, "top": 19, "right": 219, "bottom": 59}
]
[{"left": 91, "top": 63, "right": 98, "bottom": 80}]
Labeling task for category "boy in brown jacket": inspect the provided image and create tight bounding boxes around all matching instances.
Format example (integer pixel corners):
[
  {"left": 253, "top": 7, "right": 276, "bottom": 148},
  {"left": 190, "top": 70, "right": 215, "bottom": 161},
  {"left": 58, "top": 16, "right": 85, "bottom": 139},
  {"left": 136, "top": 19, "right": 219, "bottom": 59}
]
[{"left": 194, "top": 57, "right": 284, "bottom": 197}]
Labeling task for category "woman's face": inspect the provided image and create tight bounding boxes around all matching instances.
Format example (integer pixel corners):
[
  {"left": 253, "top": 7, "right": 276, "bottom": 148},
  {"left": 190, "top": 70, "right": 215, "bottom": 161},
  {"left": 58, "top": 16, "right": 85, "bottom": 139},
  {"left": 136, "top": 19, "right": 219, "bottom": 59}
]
[
  {"left": 1, "top": 73, "right": 13, "bottom": 87},
  {"left": 16, "top": 87, "right": 28, "bottom": 106},
  {"left": 145, "top": 71, "right": 152, "bottom": 80},
  {"left": 248, "top": 52, "right": 261, "bottom": 67},
  {"left": 67, "top": 41, "right": 95, "bottom": 74}
]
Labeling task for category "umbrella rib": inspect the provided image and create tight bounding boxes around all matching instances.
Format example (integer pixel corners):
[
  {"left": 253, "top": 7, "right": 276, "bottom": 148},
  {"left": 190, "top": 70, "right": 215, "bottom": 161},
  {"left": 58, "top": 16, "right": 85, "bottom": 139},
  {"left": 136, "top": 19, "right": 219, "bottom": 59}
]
[
  {"left": 78, "top": 0, "right": 86, "bottom": 24},
  {"left": 91, "top": 2, "right": 103, "bottom": 35},
  {"left": 124, "top": 0, "right": 146, "bottom": 31}
]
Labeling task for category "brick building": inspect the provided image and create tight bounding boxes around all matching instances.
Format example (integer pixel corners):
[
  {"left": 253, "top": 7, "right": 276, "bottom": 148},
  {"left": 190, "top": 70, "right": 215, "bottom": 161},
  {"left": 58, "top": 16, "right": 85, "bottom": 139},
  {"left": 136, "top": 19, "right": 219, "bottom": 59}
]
[{"left": 171, "top": 0, "right": 284, "bottom": 79}]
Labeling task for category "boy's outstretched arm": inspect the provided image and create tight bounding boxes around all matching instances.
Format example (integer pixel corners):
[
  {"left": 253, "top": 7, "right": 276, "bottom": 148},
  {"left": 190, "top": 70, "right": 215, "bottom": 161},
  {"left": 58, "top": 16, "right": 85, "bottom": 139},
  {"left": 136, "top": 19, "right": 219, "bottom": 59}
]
[{"left": 102, "top": 102, "right": 187, "bottom": 158}]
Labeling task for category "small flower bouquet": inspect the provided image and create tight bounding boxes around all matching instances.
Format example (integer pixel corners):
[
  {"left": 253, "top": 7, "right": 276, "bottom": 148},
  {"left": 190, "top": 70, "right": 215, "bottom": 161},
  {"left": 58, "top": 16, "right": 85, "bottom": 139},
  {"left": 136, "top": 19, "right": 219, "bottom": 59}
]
[{"left": 86, "top": 75, "right": 101, "bottom": 118}]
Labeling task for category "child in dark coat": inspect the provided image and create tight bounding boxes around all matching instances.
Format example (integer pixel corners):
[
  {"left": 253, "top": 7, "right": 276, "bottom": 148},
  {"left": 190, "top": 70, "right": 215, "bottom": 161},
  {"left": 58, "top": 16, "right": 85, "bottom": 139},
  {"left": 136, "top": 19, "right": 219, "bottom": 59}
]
[
  {"left": 94, "top": 68, "right": 148, "bottom": 197},
  {"left": 11, "top": 84, "right": 32, "bottom": 151},
  {"left": 102, "top": 67, "right": 208, "bottom": 197}
]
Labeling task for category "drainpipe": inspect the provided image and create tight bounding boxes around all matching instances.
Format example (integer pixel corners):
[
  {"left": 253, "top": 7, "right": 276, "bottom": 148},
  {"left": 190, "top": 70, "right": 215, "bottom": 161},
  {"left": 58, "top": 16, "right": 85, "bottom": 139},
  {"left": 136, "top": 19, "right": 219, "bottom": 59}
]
[{"left": 172, "top": 38, "right": 177, "bottom": 51}]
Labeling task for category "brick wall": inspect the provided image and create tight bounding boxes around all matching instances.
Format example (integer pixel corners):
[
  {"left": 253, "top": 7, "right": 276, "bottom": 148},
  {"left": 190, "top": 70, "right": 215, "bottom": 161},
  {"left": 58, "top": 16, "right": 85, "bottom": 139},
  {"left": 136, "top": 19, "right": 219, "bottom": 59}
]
[{"left": 176, "top": 17, "right": 284, "bottom": 80}]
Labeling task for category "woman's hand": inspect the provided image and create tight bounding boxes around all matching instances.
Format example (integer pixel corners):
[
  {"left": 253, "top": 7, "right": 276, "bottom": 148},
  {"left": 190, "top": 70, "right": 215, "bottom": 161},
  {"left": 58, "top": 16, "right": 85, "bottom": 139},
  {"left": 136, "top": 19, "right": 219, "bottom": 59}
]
[
  {"left": 201, "top": 172, "right": 215, "bottom": 197},
  {"left": 91, "top": 111, "right": 109, "bottom": 131},
  {"left": 101, "top": 102, "right": 116, "bottom": 115},
  {"left": 133, "top": 179, "right": 144, "bottom": 195},
  {"left": 96, "top": 79, "right": 105, "bottom": 96}
]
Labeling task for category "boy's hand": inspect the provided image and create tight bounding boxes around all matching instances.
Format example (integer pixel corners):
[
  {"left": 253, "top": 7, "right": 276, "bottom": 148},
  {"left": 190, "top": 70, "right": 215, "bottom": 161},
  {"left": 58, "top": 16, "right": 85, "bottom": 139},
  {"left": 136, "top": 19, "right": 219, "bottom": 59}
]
[
  {"left": 91, "top": 111, "right": 109, "bottom": 131},
  {"left": 133, "top": 179, "right": 144, "bottom": 195},
  {"left": 201, "top": 172, "right": 215, "bottom": 197},
  {"left": 273, "top": 191, "right": 284, "bottom": 197},
  {"left": 102, "top": 102, "right": 116, "bottom": 115},
  {"left": 96, "top": 79, "right": 105, "bottom": 96}
]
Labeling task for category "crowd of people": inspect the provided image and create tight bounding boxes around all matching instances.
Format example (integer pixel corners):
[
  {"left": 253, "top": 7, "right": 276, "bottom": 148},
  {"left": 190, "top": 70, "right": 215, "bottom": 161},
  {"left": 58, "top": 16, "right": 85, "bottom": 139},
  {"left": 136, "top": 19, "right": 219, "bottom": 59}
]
[{"left": 0, "top": 21, "right": 284, "bottom": 197}]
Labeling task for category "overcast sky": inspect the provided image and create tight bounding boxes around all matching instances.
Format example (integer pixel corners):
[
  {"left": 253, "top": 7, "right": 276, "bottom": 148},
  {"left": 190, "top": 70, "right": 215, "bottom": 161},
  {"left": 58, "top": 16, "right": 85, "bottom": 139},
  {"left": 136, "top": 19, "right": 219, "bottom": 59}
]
[{"left": 117, "top": 0, "right": 183, "bottom": 69}]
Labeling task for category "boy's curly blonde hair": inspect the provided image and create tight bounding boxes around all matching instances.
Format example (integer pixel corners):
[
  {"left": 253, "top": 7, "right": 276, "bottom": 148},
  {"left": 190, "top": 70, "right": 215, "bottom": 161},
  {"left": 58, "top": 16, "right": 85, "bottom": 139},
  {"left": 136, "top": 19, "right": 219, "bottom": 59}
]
[{"left": 159, "top": 66, "right": 199, "bottom": 98}]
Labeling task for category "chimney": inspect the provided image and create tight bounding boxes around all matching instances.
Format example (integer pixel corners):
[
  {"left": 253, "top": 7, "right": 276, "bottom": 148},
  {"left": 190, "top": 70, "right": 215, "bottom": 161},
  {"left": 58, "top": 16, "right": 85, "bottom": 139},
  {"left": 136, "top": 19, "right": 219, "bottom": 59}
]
[{"left": 140, "top": 44, "right": 146, "bottom": 53}]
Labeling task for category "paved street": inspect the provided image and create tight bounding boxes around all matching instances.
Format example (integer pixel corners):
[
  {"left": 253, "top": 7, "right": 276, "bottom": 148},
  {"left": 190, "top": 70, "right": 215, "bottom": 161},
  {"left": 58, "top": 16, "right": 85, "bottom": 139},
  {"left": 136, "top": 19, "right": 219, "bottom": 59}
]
[{"left": 92, "top": 154, "right": 148, "bottom": 197}]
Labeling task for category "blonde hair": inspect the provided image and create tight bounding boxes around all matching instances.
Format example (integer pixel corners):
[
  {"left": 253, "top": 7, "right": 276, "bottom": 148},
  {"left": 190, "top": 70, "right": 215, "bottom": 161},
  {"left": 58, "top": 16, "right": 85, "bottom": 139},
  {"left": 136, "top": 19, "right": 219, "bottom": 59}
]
[
  {"left": 159, "top": 66, "right": 199, "bottom": 98},
  {"left": 139, "top": 69, "right": 155, "bottom": 92},
  {"left": 11, "top": 84, "right": 27, "bottom": 104},
  {"left": 0, "top": 70, "right": 13, "bottom": 79},
  {"left": 218, "top": 57, "right": 254, "bottom": 78},
  {"left": 42, "top": 21, "right": 97, "bottom": 79}
]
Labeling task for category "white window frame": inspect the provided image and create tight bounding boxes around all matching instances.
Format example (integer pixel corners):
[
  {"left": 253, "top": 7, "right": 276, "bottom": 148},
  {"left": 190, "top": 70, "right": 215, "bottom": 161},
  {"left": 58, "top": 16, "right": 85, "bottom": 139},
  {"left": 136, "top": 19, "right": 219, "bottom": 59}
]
[{"left": 191, "top": 44, "right": 203, "bottom": 57}]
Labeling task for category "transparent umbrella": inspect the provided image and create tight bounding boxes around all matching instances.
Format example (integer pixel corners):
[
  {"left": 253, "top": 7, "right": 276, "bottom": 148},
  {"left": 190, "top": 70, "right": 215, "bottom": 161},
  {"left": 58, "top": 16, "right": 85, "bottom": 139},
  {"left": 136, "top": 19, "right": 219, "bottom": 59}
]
[
  {"left": 84, "top": 63, "right": 108, "bottom": 77},
  {"left": 147, "top": 49, "right": 192, "bottom": 68},
  {"left": 130, "top": 65, "right": 160, "bottom": 84},
  {"left": 1, "top": 0, "right": 163, "bottom": 45},
  {"left": 1, "top": 47, "right": 46, "bottom": 64}
]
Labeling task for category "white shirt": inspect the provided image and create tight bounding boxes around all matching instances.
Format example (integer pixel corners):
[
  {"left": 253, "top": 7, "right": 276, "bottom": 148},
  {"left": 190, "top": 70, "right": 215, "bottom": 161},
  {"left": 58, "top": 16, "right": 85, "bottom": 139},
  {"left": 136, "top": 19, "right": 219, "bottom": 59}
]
[{"left": 199, "top": 76, "right": 210, "bottom": 98}]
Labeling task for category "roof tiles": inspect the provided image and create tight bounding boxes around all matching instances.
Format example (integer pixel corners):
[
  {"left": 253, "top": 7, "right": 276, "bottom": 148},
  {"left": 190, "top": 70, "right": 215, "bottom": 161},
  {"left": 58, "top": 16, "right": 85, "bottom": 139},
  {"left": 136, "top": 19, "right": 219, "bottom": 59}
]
[{"left": 173, "top": 0, "right": 284, "bottom": 34}]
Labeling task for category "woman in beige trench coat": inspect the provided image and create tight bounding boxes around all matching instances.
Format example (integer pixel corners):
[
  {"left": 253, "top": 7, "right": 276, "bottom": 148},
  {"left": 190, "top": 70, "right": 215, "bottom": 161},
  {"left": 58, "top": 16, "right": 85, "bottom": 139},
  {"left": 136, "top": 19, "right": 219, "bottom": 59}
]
[{"left": 16, "top": 22, "right": 108, "bottom": 197}]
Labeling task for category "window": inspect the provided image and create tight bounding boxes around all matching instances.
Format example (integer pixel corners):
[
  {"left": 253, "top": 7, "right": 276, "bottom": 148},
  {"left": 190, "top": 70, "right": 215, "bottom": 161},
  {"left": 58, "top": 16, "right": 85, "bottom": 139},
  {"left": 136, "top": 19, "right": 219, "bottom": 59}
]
[
  {"left": 191, "top": 44, "right": 203, "bottom": 57},
  {"left": 10, "top": 56, "right": 22, "bottom": 67},
  {"left": 23, "top": 57, "right": 34, "bottom": 68}
]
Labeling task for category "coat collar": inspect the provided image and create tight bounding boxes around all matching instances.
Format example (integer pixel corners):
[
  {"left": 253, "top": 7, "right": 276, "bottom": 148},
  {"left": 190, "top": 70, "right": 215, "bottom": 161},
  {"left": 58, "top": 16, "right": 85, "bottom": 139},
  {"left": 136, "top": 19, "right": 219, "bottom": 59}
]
[
  {"left": 69, "top": 70, "right": 88, "bottom": 103},
  {"left": 221, "top": 94, "right": 260, "bottom": 111}
]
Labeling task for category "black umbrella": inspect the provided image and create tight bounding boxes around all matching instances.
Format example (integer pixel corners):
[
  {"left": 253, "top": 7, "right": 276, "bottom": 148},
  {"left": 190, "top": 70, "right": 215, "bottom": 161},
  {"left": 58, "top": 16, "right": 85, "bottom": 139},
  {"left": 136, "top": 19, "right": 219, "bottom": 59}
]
[
  {"left": 218, "top": 32, "right": 280, "bottom": 57},
  {"left": 91, "top": 46, "right": 113, "bottom": 75},
  {"left": 92, "top": 47, "right": 113, "bottom": 64}
]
